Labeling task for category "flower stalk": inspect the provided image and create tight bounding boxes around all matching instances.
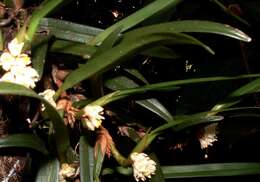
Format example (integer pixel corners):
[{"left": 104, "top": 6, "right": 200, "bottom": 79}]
[{"left": 110, "top": 143, "right": 132, "bottom": 167}]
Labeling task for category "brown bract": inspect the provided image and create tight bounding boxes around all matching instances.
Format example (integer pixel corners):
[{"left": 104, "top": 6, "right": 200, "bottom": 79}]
[{"left": 94, "top": 126, "right": 113, "bottom": 159}]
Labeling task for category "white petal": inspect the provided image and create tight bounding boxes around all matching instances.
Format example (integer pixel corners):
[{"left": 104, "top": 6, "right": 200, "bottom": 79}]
[
  {"left": 85, "top": 119, "right": 95, "bottom": 131},
  {"left": 0, "top": 52, "right": 16, "bottom": 71},
  {"left": 82, "top": 105, "right": 105, "bottom": 130},
  {"left": 131, "top": 153, "right": 156, "bottom": 182},
  {"left": 8, "top": 38, "right": 24, "bottom": 57},
  {"left": 0, "top": 72, "right": 16, "bottom": 82}
]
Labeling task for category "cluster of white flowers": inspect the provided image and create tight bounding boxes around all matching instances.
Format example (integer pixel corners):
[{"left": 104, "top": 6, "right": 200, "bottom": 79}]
[
  {"left": 0, "top": 38, "right": 39, "bottom": 88},
  {"left": 199, "top": 123, "right": 219, "bottom": 149},
  {"left": 81, "top": 105, "right": 105, "bottom": 131},
  {"left": 130, "top": 152, "right": 156, "bottom": 182},
  {"left": 39, "top": 89, "right": 57, "bottom": 111}
]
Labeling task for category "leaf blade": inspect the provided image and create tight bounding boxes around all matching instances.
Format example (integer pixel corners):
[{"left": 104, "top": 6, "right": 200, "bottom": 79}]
[
  {"left": 0, "top": 134, "right": 48, "bottom": 155},
  {"left": 0, "top": 82, "right": 70, "bottom": 161},
  {"left": 35, "top": 158, "right": 59, "bottom": 182},
  {"left": 80, "top": 136, "right": 94, "bottom": 182},
  {"left": 162, "top": 163, "right": 260, "bottom": 178},
  {"left": 56, "top": 32, "right": 213, "bottom": 96},
  {"left": 92, "top": 0, "right": 183, "bottom": 44}
]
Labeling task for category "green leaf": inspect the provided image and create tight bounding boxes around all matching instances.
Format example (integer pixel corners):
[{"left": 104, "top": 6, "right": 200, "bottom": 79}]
[
  {"left": 25, "top": 0, "right": 71, "bottom": 43},
  {"left": 123, "top": 68, "right": 149, "bottom": 84},
  {"left": 105, "top": 76, "right": 173, "bottom": 122},
  {"left": 229, "top": 78, "right": 260, "bottom": 97},
  {"left": 56, "top": 32, "right": 213, "bottom": 97},
  {"left": 93, "top": 26, "right": 122, "bottom": 57},
  {"left": 141, "top": 46, "right": 182, "bottom": 59},
  {"left": 212, "top": 78, "right": 260, "bottom": 111},
  {"left": 161, "top": 163, "right": 260, "bottom": 178},
  {"left": 92, "top": 0, "right": 183, "bottom": 45},
  {"left": 51, "top": 40, "right": 180, "bottom": 60},
  {"left": 94, "top": 74, "right": 260, "bottom": 106},
  {"left": 124, "top": 20, "right": 251, "bottom": 42},
  {"left": 35, "top": 158, "right": 60, "bottom": 182},
  {"left": 91, "top": 26, "right": 124, "bottom": 98},
  {"left": 32, "top": 36, "right": 50, "bottom": 79},
  {"left": 80, "top": 136, "right": 94, "bottom": 182},
  {"left": 38, "top": 18, "right": 102, "bottom": 43},
  {"left": 0, "top": 82, "right": 70, "bottom": 162},
  {"left": 50, "top": 39, "right": 97, "bottom": 59},
  {"left": 0, "top": 134, "right": 48, "bottom": 155},
  {"left": 94, "top": 145, "right": 105, "bottom": 182}
]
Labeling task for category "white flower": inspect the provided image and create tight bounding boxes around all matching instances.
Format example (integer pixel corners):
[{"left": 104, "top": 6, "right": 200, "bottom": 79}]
[
  {"left": 39, "top": 89, "right": 56, "bottom": 110},
  {"left": 0, "top": 66, "right": 39, "bottom": 88},
  {"left": 0, "top": 52, "right": 31, "bottom": 71},
  {"left": 82, "top": 105, "right": 105, "bottom": 131},
  {"left": 130, "top": 152, "right": 156, "bottom": 182},
  {"left": 59, "top": 163, "right": 76, "bottom": 182},
  {"left": 198, "top": 123, "right": 219, "bottom": 149},
  {"left": 0, "top": 38, "right": 31, "bottom": 71},
  {"left": 8, "top": 38, "right": 24, "bottom": 57}
]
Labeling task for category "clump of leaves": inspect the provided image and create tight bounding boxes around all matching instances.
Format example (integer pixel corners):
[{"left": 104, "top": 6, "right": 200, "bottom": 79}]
[{"left": 0, "top": 0, "right": 260, "bottom": 182}]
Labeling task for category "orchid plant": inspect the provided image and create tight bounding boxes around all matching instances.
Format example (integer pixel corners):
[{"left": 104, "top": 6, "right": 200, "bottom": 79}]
[{"left": 1, "top": 0, "right": 260, "bottom": 181}]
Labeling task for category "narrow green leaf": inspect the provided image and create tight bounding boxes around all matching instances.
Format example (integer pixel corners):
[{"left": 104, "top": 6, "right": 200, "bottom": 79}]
[
  {"left": 137, "top": 99, "right": 173, "bottom": 122},
  {"left": 35, "top": 158, "right": 59, "bottom": 182},
  {"left": 80, "top": 136, "right": 94, "bottom": 182},
  {"left": 92, "top": 0, "right": 183, "bottom": 45},
  {"left": 0, "top": 82, "right": 70, "bottom": 162},
  {"left": 142, "top": 46, "right": 182, "bottom": 59},
  {"left": 94, "top": 145, "right": 105, "bottom": 182},
  {"left": 162, "top": 163, "right": 260, "bottom": 178},
  {"left": 91, "top": 26, "right": 123, "bottom": 98},
  {"left": 123, "top": 68, "right": 149, "bottom": 84},
  {"left": 32, "top": 36, "right": 50, "bottom": 79},
  {"left": 56, "top": 32, "right": 213, "bottom": 97},
  {"left": 103, "top": 163, "right": 260, "bottom": 179},
  {"left": 93, "top": 26, "right": 122, "bottom": 57},
  {"left": 25, "top": 0, "right": 68, "bottom": 42},
  {"left": 94, "top": 74, "right": 260, "bottom": 106},
  {"left": 50, "top": 39, "right": 97, "bottom": 59},
  {"left": 38, "top": 18, "right": 103, "bottom": 43},
  {"left": 105, "top": 76, "right": 173, "bottom": 122},
  {"left": 230, "top": 78, "right": 260, "bottom": 97},
  {"left": 124, "top": 20, "right": 251, "bottom": 42},
  {"left": 212, "top": 78, "right": 260, "bottom": 111},
  {"left": 0, "top": 134, "right": 48, "bottom": 155}
]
